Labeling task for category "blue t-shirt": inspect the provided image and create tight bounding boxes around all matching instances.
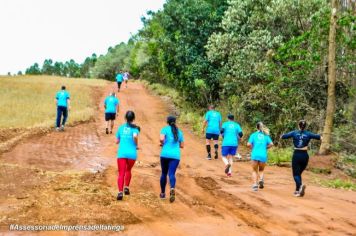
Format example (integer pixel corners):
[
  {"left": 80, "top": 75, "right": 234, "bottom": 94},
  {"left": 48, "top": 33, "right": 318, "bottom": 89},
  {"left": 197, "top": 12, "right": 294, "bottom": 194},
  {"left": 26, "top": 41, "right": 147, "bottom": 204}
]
[
  {"left": 248, "top": 131, "right": 273, "bottom": 162},
  {"left": 104, "top": 96, "right": 119, "bottom": 113},
  {"left": 160, "top": 126, "right": 184, "bottom": 160},
  {"left": 281, "top": 130, "right": 321, "bottom": 149},
  {"left": 116, "top": 123, "right": 140, "bottom": 160},
  {"left": 204, "top": 110, "right": 222, "bottom": 135},
  {"left": 116, "top": 73, "right": 123, "bottom": 82},
  {"left": 56, "top": 90, "right": 70, "bottom": 107},
  {"left": 221, "top": 121, "right": 242, "bottom": 147}
]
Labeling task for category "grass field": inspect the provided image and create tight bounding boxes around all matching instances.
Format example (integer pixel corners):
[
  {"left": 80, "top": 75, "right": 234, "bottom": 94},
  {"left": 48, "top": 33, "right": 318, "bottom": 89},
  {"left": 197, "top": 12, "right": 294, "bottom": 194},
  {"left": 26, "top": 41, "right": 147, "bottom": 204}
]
[{"left": 0, "top": 75, "right": 108, "bottom": 128}]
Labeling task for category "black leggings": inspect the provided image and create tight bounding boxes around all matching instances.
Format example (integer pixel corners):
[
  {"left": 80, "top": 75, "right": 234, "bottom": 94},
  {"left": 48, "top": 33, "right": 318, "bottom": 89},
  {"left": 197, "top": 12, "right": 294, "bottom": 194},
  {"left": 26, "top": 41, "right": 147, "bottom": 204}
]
[{"left": 292, "top": 150, "right": 309, "bottom": 191}]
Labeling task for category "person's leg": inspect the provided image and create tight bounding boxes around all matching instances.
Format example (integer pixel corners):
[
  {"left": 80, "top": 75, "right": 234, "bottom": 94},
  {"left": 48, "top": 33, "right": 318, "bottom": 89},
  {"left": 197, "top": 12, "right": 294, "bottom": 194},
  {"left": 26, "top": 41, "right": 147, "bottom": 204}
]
[
  {"left": 56, "top": 106, "right": 62, "bottom": 128},
  {"left": 110, "top": 119, "right": 115, "bottom": 133},
  {"left": 167, "top": 158, "right": 180, "bottom": 202},
  {"left": 160, "top": 158, "right": 169, "bottom": 194},
  {"left": 228, "top": 146, "right": 237, "bottom": 175},
  {"left": 251, "top": 160, "right": 259, "bottom": 191},
  {"left": 221, "top": 146, "right": 230, "bottom": 174},
  {"left": 205, "top": 135, "right": 211, "bottom": 159},
  {"left": 227, "top": 155, "right": 233, "bottom": 174},
  {"left": 258, "top": 162, "right": 266, "bottom": 189},
  {"left": 292, "top": 152, "right": 302, "bottom": 192},
  {"left": 124, "top": 159, "right": 136, "bottom": 189},
  {"left": 117, "top": 158, "right": 127, "bottom": 192},
  {"left": 213, "top": 136, "right": 219, "bottom": 159},
  {"left": 62, "top": 107, "right": 68, "bottom": 127},
  {"left": 298, "top": 152, "right": 309, "bottom": 196}
]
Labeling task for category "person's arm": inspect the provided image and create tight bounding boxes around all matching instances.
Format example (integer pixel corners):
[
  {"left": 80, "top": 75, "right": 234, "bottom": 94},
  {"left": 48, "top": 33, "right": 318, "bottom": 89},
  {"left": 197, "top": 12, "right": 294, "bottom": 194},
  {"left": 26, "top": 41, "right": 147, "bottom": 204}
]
[
  {"left": 267, "top": 142, "right": 274, "bottom": 149},
  {"left": 180, "top": 141, "right": 184, "bottom": 148},
  {"left": 67, "top": 99, "right": 71, "bottom": 111},
  {"left": 247, "top": 134, "right": 253, "bottom": 149},
  {"left": 281, "top": 131, "right": 294, "bottom": 139},
  {"left": 133, "top": 133, "right": 138, "bottom": 148},
  {"left": 180, "top": 132, "right": 184, "bottom": 148},
  {"left": 116, "top": 138, "right": 120, "bottom": 144},
  {"left": 160, "top": 134, "right": 165, "bottom": 146},
  {"left": 202, "top": 120, "right": 208, "bottom": 134},
  {"left": 309, "top": 132, "right": 321, "bottom": 140},
  {"left": 247, "top": 142, "right": 252, "bottom": 148}
]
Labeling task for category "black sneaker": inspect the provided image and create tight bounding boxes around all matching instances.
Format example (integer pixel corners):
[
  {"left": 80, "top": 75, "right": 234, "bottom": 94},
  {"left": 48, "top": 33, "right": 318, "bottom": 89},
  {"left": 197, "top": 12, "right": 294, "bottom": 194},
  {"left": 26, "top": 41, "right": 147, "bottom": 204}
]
[
  {"left": 225, "top": 164, "right": 231, "bottom": 174},
  {"left": 258, "top": 179, "right": 264, "bottom": 189},
  {"left": 160, "top": 193, "right": 166, "bottom": 199},
  {"left": 299, "top": 184, "right": 306, "bottom": 197},
  {"left": 117, "top": 192, "right": 123, "bottom": 201},
  {"left": 106, "top": 128, "right": 109, "bottom": 134},
  {"left": 214, "top": 151, "right": 218, "bottom": 159},
  {"left": 169, "top": 188, "right": 175, "bottom": 203},
  {"left": 124, "top": 187, "right": 130, "bottom": 195},
  {"left": 206, "top": 154, "right": 212, "bottom": 160}
]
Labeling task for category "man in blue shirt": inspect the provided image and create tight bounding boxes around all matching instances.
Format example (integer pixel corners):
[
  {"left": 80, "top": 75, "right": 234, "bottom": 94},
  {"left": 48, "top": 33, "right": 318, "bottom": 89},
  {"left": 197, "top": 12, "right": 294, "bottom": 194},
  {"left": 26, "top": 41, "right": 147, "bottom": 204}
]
[
  {"left": 221, "top": 114, "right": 243, "bottom": 177},
  {"left": 104, "top": 92, "right": 120, "bottom": 134},
  {"left": 55, "top": 85, "right": 70, "bottom": 131},
  {"left": 116, "top": 72, "right": 124, "bottom": 92},
  {"left": 202, "top": 105, "right": 222, "bottom": 160}
]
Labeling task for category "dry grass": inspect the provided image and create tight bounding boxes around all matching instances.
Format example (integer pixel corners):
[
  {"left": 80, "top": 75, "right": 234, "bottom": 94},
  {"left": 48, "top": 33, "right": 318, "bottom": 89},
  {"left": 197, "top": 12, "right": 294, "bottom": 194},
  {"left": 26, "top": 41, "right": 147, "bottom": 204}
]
[{"left": 0, "top": 75, "right": 108, "bottom": 128}]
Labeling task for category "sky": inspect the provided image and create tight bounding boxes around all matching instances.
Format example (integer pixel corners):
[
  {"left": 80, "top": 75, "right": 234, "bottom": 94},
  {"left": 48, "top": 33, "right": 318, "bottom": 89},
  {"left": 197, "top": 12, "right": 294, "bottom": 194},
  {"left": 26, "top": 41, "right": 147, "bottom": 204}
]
[{"left": 0, "top": 0, "right": 166, "bottom": 75}]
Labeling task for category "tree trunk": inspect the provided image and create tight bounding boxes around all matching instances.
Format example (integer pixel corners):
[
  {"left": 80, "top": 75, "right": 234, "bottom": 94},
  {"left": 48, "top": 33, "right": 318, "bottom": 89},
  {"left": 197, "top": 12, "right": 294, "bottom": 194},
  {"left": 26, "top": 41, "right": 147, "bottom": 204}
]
[{"left": 319, "top": 0, "right": 338, "bottom": 155}]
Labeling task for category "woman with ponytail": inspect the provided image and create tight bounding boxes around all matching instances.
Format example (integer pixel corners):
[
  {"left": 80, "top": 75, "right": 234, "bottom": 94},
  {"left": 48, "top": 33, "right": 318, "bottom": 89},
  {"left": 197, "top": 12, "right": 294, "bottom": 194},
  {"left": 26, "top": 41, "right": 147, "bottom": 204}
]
[
  {"left": 159, "top": 116, "right": 184, "bottom": 203},
  {"left": 281, "top": 120, "right": 321, "bottom": 197},
  {"left": 247, "top": 122, "right": 273, "bottom": 191},
  {"left": 115, "top": 111, "right": 140, "bottom": 201}
]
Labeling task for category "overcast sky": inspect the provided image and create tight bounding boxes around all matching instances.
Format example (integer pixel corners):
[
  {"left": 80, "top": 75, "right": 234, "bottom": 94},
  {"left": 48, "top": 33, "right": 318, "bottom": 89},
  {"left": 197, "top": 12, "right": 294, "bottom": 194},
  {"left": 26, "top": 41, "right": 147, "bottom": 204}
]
[{"left": 0, "top": 0, "right": 166, "bottom": 75}]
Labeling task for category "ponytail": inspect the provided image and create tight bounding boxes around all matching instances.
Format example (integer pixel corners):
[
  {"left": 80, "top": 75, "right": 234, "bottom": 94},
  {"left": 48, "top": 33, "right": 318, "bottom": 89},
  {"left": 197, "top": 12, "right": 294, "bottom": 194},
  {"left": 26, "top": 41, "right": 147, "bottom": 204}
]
[
  {"left": 125, "top": 110, "right": 141, "bottom": 131},
  {"left": 167, "top": 116, "right": 178, "bottom": 142},
  {"left": 257, "top": 122, "right": 270, "bottom": 135}
]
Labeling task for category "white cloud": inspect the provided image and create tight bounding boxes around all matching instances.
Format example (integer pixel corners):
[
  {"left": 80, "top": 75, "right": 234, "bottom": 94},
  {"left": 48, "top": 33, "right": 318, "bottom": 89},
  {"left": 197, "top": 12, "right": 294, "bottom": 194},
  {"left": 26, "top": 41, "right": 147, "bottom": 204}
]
[{"left": 0, "top": 0, "right": 165, "bottom": 74}]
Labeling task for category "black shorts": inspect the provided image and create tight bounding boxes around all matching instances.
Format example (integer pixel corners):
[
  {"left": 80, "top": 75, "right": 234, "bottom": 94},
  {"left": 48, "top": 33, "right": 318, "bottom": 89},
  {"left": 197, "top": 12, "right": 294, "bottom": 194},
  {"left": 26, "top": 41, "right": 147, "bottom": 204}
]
[
  {"left": 117, "top": 81, "right": 122, "bottom": 88},
  {"left": 206, "top": 133, "right": 219, "bottom": 140},
  {"left": 105, "top": 113, "right": 116, "bottom": 121}
]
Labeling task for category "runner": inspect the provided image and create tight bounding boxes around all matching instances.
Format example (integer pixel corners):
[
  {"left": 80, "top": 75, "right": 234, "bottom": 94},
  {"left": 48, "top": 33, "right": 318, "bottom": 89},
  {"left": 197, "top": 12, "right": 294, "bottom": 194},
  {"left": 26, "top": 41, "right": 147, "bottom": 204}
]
[
  {"left": 281, "top": 120, "right": 322, "bottom": 197},
  {"left": 123, "top": 71, "right": 129, "bottom": 88},
  {"left": 247, "top": 122, "right": 273, "bottom": 191},
  {"left": 116, "top": 71, "right": 124, "bottom": 92},
  {"left": 202, "top": 105, "right": 222, "bottom": 160},
  {"left": 159, "top": 116, "right": 184, "bottom": 203},
  {"left": 55, "top": 85, "right": 70, "bottom": 131},
  {"left": 115, "top": 111, "right": 141, "bottom": 200},
  {"left": 220, "top": 114, "right": 243, "bottom": 177},
  {"left": 104, "top": 92, "right": 119, "bottom": 134}
]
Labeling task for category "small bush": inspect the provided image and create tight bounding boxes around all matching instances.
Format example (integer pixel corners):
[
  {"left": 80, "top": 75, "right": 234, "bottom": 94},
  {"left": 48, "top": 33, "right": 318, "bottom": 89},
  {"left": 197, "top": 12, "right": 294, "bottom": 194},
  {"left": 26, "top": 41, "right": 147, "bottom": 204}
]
[
  {"left": 268, "top": 148, "right": 292, "bottom": 165},
  {"left": 319, "top": 179, "right": 356, "bottom": 191}
]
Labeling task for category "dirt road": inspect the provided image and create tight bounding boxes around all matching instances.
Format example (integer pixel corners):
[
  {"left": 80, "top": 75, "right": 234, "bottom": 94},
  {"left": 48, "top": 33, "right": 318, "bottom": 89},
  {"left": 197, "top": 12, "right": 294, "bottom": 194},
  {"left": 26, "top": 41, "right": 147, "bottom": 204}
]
[{"left": 0, "top": 82, "right": 355, "bottom": 236}]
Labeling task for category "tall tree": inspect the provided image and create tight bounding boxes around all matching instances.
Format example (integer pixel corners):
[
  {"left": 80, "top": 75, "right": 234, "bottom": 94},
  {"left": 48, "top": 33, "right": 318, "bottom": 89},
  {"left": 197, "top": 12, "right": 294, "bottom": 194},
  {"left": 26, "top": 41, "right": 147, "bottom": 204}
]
[{"left": 319, "top": 0, "right": 339, "bottom": 154}]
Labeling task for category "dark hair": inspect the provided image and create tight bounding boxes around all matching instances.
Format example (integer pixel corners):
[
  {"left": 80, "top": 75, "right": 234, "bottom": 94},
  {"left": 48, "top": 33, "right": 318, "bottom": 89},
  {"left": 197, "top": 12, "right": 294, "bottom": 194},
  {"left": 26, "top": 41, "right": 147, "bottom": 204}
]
[
  {"left": 61, "top": 85, "right": 66, "bottom": 90},
  {"left": 298, "top": 120, "right": 307, "bottom": 131},
  {"left": 227, "top": 114, "right": 234, "bottom": 120},
  {"left": 125, "top": 111, "right": 140, "bottom": 131},
  {"left": 167, "top": 115, "right": 178, "bottom": 142}
]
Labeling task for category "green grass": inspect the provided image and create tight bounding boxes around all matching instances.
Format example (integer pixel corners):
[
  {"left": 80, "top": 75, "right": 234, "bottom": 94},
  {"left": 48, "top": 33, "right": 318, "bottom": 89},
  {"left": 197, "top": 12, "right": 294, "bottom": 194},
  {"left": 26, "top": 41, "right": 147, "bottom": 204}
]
[
  {"left": 335, "top": 154, "right": 356, "bottom": 178},
  {"left": 309, "top": 167, "right": 332, "bottom": 175},
  {"left": 318, "top": 178, "right": 356, "bottom": 191},
  {"left": 268, "top": 148, "right": 292, "bottom": 165},
  {"left": 0, "top": 75, "right": 108, "bottom": 128}
]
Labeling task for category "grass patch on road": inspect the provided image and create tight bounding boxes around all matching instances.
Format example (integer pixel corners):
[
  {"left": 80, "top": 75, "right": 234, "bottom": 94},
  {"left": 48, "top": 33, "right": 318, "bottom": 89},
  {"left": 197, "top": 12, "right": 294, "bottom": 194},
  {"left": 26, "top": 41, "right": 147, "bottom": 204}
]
[
  {"left": 317, "top": 178, "right": 356, "bottom": 191},
  {"left": 0, "top": 76, "right": 108, "bottom": 128}
]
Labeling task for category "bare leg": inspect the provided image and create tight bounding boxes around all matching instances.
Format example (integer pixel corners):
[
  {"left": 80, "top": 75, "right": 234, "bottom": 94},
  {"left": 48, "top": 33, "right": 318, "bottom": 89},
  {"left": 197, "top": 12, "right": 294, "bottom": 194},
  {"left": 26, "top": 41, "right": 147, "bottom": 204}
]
[{"left": 251, "top": 161, "right": 259, "bottom": 185}]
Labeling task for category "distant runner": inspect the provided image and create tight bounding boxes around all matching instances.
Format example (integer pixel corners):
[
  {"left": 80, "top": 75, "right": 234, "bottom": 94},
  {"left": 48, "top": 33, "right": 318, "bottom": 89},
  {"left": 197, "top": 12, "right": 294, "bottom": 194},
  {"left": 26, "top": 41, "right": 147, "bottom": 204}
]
[
  {"left": 202, "top": 105, "right": 222, "bottom": 160},
  {"left": 247, "top": 122, "right": 273, "bottom": 191},
  {"left": 115, "top": 111, "right": 141, "bottom": 201},
  {"left": 55, "top": 85, "right": 70, "bottom": 131},
  {"left": 104, "top": 92, "right": 119, "bottom": 134},
  {"left": 159, "top": 116, "right": 184, "bottom": 203},
  {"left": 123, "top": 71, "right": 129, "bottom": 88},
  {"left": 220, "top": 114, "right": 243, "bottom": 177},
  {"left": 116, "top": 72, "right": 124, "bottom": 92},
  {"left": 281, "top": 120, "right": 322, "bottom": 197}
]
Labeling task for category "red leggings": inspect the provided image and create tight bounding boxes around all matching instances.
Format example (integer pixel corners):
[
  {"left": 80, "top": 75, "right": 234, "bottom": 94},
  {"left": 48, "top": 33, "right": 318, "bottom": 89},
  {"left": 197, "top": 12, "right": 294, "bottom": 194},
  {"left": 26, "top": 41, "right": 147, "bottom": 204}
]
[{"left": 117, "top": 158, "right": 136, "bottom": 192}]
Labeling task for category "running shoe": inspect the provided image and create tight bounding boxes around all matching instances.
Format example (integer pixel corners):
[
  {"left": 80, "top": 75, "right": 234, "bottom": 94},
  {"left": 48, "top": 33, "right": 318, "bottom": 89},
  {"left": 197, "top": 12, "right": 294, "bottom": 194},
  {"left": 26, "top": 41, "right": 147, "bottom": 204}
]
[
  {"left": 169, "top": 188, "right": 175, "bottom": 203},
  {"left": 55, "top": 127, "right": 60, "bottom": 131},
  {"left": 214, "top": 151, "right": 218, "bottom": 159},
  {"left": 60, "top": 125, "right": 65, "bottom": 131},
  {"left": 235, "top": 153, "right": 242, "bottom": 160},
  {"left": 206, "top": 154, "right": 212, "bottom": 160},
  {"left": 258, "top": 179, "right": 264, "bottom": 189},
  {"left": 299, "top": 184, "right": 306, "bottom": 197},
  {"left": 117, "top": 192, "right": 123, "bottom": 201},
  {"left": 124, "top": 187, "right": 130, "bottom": 195},
  {"left": 252, "top": 184, "right": 258, "bottom": 191},
  {"left": 106, "top": 128, "right": 109, "bottom": 134},
  {"left": 110, "top": 130, "right": 112, "bottom": 134},
  {"left": 160, "top": 193, "right": 166, "bottom": 199},
  {"left": 227, "top": 173, "right": 232, "bottom": 177},
  {"left": 225, "top": 164, "right": 231, "bottom": 174},
  {"left": 294, "top": 191, "right": 301, "bottom": 197}
]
